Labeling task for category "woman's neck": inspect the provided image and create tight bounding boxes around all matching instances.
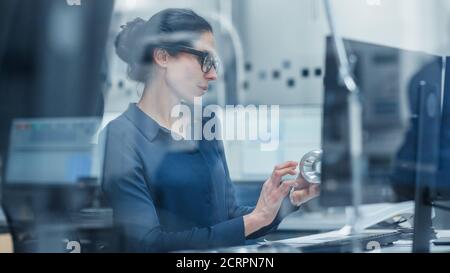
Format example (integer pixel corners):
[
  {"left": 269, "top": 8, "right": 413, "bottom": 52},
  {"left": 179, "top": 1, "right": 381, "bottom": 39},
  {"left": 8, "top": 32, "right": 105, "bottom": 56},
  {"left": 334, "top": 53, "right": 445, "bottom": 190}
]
[{"left": 137, "top": 79, "right": 180, "bottom": 130}]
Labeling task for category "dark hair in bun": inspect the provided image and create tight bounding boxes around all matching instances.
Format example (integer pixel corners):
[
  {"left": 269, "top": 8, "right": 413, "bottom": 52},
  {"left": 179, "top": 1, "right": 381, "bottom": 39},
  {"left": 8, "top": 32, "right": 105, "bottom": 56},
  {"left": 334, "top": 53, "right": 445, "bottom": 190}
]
[{"left": 115, "top": 8, "right": 213, "bottom": 83}]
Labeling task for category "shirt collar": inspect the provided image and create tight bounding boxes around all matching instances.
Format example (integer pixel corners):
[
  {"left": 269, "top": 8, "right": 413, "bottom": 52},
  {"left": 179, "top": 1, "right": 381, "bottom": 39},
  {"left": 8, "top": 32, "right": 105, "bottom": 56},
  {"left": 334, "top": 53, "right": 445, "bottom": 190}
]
[{"left": 123, "top": 103, "right": 163, "bottom": 142}]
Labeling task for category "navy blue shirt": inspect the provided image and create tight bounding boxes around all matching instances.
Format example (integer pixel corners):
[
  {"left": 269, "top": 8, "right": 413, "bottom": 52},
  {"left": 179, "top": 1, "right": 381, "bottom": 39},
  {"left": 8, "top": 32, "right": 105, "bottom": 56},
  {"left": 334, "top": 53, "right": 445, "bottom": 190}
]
[{"left": 101, "top": 103, "right": 292, "bottom": 252}]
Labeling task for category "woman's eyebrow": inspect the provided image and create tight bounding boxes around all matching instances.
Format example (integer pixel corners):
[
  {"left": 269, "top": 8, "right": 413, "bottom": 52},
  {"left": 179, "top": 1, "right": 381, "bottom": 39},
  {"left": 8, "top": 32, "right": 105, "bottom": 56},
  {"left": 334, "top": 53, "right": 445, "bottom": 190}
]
[
  {"left": 194, "top": 41, "right": 216, "bottom": 53},
  {"left": 195, "top": 48, "right": 217, "bottom": 57}
]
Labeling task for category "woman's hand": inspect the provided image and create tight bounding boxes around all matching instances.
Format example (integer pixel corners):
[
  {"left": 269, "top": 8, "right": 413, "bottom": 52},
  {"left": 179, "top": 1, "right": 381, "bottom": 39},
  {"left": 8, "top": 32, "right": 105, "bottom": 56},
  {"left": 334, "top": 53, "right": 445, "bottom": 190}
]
[
  {"left": 289, "top": 175, "right": 320, "bottom": 207},
  {"left": 243, "top": 161, "right": 299, "bottom": 236}
]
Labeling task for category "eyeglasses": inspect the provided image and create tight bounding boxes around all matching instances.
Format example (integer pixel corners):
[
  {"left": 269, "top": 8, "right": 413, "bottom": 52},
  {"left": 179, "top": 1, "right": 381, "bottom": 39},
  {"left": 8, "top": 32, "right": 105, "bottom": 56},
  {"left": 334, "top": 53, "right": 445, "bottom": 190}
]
[{"left": 162, "top": 45, "right": 220, "bottom": 74}]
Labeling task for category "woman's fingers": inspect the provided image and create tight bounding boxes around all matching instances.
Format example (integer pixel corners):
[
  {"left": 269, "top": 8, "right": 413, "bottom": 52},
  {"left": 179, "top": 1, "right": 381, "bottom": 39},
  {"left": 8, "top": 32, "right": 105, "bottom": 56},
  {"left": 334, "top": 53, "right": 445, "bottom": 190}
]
[
  {"left": 310, "top": 184, "right": 320, "bottom": 196},
  {"left": 291, "top": 185, "right": 321, "bottom": 204},
  {"left": 274, "top": 161, "right": 298, "bottom": 170},
  {"left": 294, "top": 176, "right": 310, "bottom": 190},
  {"left": 291, "top": 188, "right": 310, "bottom": 204},
  {"left": 278, "top": 179, "right": 297, "bottom": 195},
  {"left": 264, "top": 161, "right": 321, "bottom": 208},
  {"left": 271, "top": 163, "right": 298, "bottom": 185}
]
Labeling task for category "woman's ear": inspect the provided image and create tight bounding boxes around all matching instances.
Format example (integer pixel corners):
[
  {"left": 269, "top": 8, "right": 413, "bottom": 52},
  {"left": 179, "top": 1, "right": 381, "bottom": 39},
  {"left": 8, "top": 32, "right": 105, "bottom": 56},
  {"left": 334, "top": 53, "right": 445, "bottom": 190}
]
[{"left": 153, "top": 48, "right": 169, "bottom": 68}]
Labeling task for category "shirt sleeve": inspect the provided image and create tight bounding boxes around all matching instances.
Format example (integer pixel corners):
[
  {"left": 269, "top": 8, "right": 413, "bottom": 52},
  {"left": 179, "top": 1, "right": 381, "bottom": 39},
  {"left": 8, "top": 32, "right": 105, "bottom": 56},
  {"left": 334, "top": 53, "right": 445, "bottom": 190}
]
[
  {"left": 101, "top": 126, "right": 246, "bottom": 252},
  {"left": 216, "top": 139, "right": 299, "bottom": 240}
]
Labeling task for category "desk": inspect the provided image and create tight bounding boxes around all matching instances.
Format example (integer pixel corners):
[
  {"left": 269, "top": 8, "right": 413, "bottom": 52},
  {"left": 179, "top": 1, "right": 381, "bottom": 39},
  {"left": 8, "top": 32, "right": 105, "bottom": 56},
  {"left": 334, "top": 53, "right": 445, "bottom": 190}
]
[
  {"left": 0, "top": 234, "right": 13, "bottom": 253},
  {"left": 276, "top": 229, "right": 450, "bottom": 253},
  {"left": 185, "top": 229, "right": 450, "bottom": 253},
  {"left": 368, "top": 230, "right": 450, "bottom": 253}
]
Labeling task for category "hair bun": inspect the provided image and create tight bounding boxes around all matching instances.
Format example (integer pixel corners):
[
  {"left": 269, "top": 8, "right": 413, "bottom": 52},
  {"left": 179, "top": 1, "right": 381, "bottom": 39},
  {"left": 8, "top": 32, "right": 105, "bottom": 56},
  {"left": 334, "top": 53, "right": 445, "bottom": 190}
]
[{"left": 115, "top": 17, "right": 146, "bottom": 64}]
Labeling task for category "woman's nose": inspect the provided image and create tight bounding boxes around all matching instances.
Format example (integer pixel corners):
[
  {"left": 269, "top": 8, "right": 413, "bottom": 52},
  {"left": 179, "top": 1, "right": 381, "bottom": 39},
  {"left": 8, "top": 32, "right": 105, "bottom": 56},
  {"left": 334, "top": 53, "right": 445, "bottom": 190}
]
[{"left": 205, "top": 68, "right": 218, "bottom": 81}]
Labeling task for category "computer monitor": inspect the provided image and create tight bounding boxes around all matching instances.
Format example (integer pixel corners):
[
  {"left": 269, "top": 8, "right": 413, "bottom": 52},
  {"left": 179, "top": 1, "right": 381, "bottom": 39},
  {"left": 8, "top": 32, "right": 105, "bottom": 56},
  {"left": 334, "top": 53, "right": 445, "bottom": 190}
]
[
  {"left": 5, "top": 117, "right": 101, "bottom": 185},
  {"left": 321, "top": 36, "right": 443, "bottom": 207},
  {"left": 435, "top": 57, "right": 450, "bottom": 200}
]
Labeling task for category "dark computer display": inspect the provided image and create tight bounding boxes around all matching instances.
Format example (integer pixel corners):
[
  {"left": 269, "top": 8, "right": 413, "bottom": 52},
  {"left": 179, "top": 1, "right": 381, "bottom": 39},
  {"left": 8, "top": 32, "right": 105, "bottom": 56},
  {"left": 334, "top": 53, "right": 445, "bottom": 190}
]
[{"left": 321, "top": 36, "right": 443, "bottom": 207}]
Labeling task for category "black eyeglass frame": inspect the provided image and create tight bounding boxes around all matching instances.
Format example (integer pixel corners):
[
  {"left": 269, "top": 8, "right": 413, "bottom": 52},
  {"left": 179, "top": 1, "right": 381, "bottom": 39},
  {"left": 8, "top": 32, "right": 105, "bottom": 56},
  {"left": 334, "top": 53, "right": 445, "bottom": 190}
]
[{"left": 160, "top": 45, "right": 220, "bottom": 74}]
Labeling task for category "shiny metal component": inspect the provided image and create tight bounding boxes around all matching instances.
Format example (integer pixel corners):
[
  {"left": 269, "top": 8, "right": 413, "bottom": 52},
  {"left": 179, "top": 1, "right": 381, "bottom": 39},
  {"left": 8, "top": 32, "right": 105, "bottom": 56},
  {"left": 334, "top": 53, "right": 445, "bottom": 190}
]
[{"left": 299, "top": 149, "right": 322, "bottom": 184}]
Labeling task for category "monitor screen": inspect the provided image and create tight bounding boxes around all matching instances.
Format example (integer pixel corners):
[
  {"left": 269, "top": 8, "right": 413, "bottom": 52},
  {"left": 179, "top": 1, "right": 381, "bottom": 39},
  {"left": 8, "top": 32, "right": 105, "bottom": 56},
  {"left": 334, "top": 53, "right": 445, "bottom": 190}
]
[
  {"left": 321, "top": 36, "right": 443, "bottom": 207},
  {"left": 5, "top": 117, "right": 101, "bottom": 184}
]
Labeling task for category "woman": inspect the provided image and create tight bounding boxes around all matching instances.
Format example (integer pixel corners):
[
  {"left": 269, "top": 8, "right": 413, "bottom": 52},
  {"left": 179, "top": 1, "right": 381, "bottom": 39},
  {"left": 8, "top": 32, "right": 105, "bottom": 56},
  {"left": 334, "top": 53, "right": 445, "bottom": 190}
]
[{"left": 102, "top": 8, "right": 319, "bottom": 252}]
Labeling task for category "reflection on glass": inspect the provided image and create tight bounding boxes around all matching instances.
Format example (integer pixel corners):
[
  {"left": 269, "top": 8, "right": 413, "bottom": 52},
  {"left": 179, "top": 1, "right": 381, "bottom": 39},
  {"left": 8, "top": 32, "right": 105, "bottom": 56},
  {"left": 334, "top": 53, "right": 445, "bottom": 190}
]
[{"left": 321, "top": 36, "right": 442, "bottom": 206}]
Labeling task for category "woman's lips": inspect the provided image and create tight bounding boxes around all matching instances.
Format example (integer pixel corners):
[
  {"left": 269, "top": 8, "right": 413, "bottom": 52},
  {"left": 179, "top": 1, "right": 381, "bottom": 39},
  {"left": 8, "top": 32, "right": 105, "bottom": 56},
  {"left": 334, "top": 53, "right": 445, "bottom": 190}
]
[{"left": 198, "top": 85, "right": 208, "bottom": 94}]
